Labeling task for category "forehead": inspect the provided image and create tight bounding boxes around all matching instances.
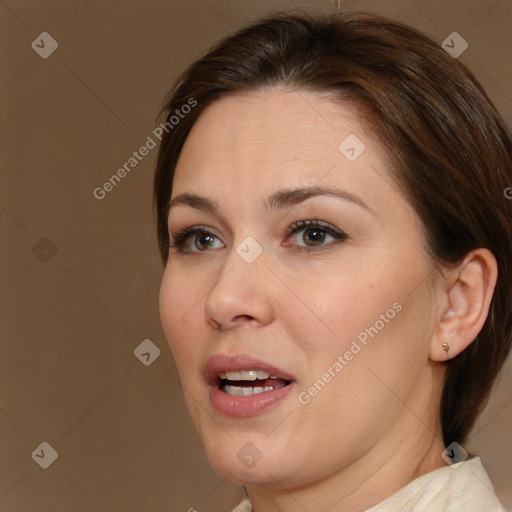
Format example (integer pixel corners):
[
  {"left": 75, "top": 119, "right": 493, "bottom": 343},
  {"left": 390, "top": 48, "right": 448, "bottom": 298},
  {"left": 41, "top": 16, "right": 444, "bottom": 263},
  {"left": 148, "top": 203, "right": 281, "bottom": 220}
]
[
  {"left": 178, "top": 89, "right": 360, "bottom": 165},
  {"left": 172, "top": 88, "right": 394, "bottom": 206}
]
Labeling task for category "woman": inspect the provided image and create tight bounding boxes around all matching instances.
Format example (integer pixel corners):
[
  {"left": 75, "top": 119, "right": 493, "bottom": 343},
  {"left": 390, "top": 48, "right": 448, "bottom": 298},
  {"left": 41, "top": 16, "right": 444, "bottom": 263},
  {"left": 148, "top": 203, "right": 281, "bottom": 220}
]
[{"left": 154, "top": 10, "right": 511, "bottom": 512}]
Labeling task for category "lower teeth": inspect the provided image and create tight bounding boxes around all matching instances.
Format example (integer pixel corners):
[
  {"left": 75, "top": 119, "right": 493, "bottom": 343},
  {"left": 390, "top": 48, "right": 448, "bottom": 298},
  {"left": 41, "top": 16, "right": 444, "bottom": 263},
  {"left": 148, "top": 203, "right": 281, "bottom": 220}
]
[{"left": 222, "top": 383, "right": 286, "bottom": 396}]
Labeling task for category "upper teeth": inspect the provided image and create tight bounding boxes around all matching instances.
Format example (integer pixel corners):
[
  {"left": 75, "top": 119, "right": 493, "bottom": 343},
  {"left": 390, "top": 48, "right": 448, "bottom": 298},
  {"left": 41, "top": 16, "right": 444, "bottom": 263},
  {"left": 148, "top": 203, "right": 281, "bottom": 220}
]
[{"left": 219, "top": 370, "right": 278, "bottom": 380}]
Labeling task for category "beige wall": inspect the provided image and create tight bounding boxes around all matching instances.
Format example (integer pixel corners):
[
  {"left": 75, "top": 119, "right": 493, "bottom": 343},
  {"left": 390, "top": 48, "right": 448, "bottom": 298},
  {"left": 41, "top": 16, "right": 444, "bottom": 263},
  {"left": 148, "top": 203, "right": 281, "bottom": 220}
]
[{"left": 1, "top": 1, "right": 510, "bottom": 510}]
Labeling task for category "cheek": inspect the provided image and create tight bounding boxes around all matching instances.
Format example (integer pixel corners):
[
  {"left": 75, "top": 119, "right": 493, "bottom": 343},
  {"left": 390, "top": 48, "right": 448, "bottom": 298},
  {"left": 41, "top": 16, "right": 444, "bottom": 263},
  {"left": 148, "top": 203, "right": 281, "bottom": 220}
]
[
  {"left": 159, "top": 266, "right": 205, "bottom": 363},
  {"left": 291, "top": 254, "right": 429, "bottom": 364},
  {"left": 292, "top": 266, "right": 387, "bottom": 346}
]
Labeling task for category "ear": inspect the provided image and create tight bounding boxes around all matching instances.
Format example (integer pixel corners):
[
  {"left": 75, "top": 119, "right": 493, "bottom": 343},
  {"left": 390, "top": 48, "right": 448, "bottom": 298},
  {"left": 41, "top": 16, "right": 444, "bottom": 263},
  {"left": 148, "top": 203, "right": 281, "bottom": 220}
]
[{"left": 430, "top": 249, "right": 498, "bottom": 361}]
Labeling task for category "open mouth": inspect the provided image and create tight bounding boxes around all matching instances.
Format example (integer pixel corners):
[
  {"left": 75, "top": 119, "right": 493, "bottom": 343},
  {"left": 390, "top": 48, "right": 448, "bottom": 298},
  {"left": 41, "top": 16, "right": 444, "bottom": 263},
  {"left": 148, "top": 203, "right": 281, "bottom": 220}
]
[
  {"left": 218, "top": 369, "right": 291, "bottom": 396},
  {"left": 206, "top": 355, "right": 295, "bottom": 416}
]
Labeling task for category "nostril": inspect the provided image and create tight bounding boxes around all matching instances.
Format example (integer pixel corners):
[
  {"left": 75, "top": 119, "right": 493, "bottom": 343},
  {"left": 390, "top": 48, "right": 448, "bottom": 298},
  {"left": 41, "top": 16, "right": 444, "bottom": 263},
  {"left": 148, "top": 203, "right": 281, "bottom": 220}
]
[
  {"left": 207, "top": 318, "right": 221, "bottom": 330},
  {"left": 234, "top": 314, "right": 254, "bottom": 322}
]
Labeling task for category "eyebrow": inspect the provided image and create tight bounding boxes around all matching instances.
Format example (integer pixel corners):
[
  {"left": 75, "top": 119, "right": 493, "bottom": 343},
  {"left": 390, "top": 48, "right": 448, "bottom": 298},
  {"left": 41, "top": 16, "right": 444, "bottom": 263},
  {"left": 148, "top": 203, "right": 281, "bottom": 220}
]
[{"left": 168, "top": 185, "right": 376, "bottom": 216}]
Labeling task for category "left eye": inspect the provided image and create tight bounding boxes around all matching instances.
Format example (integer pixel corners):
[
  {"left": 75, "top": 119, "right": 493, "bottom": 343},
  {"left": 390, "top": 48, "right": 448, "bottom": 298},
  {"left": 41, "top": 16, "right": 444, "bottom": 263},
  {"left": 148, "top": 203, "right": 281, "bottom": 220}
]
[{"left": 286, "top": 220, "right": 347, "bottom": 249}]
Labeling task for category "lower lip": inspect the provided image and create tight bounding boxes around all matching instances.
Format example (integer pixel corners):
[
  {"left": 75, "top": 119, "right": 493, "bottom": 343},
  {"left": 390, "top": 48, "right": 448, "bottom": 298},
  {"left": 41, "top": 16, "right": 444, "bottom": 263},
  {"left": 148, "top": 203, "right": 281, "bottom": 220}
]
[{"left": 209, "top": 382, "right": 294, "bottom": 417}]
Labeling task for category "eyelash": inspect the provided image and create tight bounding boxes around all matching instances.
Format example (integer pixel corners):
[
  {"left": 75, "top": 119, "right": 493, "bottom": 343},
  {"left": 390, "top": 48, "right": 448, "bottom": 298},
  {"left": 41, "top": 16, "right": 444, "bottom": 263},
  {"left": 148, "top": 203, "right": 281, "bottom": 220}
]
[{"left": 168, "top": 219, "right": 348, "bottom": 255}]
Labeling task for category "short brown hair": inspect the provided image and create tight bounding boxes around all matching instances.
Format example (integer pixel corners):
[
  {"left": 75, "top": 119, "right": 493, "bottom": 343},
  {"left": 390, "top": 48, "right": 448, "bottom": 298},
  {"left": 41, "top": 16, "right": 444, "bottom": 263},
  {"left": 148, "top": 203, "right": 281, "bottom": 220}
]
[{"left": 153, "top": 10, "right": 512, "bottom": 445}]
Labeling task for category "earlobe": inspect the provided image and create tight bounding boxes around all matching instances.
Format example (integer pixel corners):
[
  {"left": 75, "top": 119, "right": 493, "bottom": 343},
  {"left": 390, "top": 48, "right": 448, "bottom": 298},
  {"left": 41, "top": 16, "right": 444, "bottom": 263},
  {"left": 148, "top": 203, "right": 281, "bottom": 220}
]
[{"left": 430, "top": 249, "right": 498, "bottom": 362}]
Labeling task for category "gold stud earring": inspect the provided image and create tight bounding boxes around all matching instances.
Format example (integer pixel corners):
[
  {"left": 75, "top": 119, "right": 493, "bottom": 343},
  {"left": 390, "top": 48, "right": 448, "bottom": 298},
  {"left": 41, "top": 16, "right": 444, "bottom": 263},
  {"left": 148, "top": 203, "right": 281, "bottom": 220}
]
[{"left": 442, "top": 343, "right": 449, "bottom": 354}]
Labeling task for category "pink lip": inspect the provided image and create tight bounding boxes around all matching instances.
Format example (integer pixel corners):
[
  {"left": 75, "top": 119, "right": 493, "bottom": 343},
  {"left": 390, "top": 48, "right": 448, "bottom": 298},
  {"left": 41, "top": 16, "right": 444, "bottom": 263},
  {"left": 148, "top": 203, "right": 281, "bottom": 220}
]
[{"left": 204, "top": 354, "right": 296, "bottom": 417}]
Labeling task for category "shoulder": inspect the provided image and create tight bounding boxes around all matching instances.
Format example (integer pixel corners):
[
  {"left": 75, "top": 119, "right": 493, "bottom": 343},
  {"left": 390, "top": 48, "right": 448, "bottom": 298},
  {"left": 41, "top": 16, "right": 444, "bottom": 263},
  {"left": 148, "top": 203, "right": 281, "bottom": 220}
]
[{"left": 367, "top": 456, "right": 506, "bottom": 512}]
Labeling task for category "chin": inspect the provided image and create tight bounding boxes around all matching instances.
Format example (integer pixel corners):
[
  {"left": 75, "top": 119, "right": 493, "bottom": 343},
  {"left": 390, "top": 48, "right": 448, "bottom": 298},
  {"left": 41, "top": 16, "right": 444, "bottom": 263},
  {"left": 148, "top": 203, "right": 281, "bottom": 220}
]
[
  {"left": 206, "top": 450, "right": 286, "bottom": 487},
  {"left": 199, "top": 429, "right": 305, "bottom": 488}
]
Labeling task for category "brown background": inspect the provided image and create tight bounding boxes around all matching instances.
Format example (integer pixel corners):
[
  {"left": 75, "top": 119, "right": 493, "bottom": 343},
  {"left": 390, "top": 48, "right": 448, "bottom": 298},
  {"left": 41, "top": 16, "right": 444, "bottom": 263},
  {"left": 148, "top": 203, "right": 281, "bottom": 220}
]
[{"left": 1, "top": 0, "right": 511, "bottom": 511}]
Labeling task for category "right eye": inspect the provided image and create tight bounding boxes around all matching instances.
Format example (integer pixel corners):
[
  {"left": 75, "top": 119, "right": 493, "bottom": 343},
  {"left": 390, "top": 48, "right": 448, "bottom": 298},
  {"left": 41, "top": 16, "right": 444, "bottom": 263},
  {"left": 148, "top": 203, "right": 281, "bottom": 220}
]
[{"left": 169, "top": 226, "right": 225, "bottom": 254}]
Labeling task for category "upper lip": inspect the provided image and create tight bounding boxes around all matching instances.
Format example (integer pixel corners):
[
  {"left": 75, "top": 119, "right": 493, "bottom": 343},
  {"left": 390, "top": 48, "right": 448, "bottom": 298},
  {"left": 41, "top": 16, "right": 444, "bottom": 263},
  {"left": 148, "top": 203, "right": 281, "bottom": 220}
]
[{"left": 204, "top": 353, "right": 296, "bottom": 386}]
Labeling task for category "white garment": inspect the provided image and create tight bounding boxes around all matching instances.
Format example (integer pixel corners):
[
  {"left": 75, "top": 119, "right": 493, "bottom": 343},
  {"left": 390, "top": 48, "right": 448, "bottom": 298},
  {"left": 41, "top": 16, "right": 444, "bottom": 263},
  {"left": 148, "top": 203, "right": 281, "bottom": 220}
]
[{"left": 230, "top": 457, "right": 507, "bottom": 512}]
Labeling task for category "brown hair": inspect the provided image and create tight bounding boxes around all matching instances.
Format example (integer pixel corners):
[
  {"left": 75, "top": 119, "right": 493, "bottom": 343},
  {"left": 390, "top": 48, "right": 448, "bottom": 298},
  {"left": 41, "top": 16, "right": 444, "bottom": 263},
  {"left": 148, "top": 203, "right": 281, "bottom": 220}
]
[{"left": 153, "top": 10, "right": 512, "bottom": 445}]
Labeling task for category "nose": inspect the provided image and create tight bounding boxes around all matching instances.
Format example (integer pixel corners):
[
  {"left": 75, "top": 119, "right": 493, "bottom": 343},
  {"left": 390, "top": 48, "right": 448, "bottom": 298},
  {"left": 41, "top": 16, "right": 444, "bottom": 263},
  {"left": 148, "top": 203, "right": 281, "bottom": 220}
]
[{"left": 203, "top": 249, "right": 274, "bottom": 330}]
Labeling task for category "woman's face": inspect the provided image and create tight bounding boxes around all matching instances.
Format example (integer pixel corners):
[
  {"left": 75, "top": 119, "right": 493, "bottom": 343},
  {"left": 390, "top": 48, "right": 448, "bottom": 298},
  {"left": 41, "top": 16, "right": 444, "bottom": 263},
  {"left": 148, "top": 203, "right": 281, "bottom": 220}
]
[{"left": 160, "top": 88, "right": 443, "bottom": 488}]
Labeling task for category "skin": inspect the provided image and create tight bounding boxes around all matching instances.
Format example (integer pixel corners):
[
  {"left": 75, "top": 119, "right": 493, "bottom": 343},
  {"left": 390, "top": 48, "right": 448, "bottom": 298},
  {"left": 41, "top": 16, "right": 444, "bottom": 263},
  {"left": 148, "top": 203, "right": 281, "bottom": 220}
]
[{"left": 159, "top": 87, "right": 497, "bottom": 511}]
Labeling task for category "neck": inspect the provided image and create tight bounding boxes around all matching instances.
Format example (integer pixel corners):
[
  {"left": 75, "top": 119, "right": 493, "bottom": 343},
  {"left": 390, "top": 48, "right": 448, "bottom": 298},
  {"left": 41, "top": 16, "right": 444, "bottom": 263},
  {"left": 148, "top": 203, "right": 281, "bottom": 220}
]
[{"left": 246, "top": 419, "right": 446, "bottom": 512}]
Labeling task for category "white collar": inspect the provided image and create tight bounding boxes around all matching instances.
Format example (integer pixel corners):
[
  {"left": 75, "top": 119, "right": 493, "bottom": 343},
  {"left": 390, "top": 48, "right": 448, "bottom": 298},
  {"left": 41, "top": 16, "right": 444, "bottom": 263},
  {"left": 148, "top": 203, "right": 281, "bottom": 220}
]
[{"left": 230, "top": 457, "right": 505, "bottom": 512}]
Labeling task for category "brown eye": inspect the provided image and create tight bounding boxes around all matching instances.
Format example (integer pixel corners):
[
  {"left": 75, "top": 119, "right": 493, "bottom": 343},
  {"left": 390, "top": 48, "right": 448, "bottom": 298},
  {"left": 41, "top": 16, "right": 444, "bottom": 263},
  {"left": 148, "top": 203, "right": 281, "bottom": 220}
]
[
  {"left": 302, "top": 227, "right": 327, "bottom": 246},
  {"left": 286, "top": 219, "right": 347, "bottom": 251},
  {"left": 194, "top": 233, "right": 216, "bottom": 251},
  {"left": 169, "top": 226, "right": 224, "bottom": 253}
]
